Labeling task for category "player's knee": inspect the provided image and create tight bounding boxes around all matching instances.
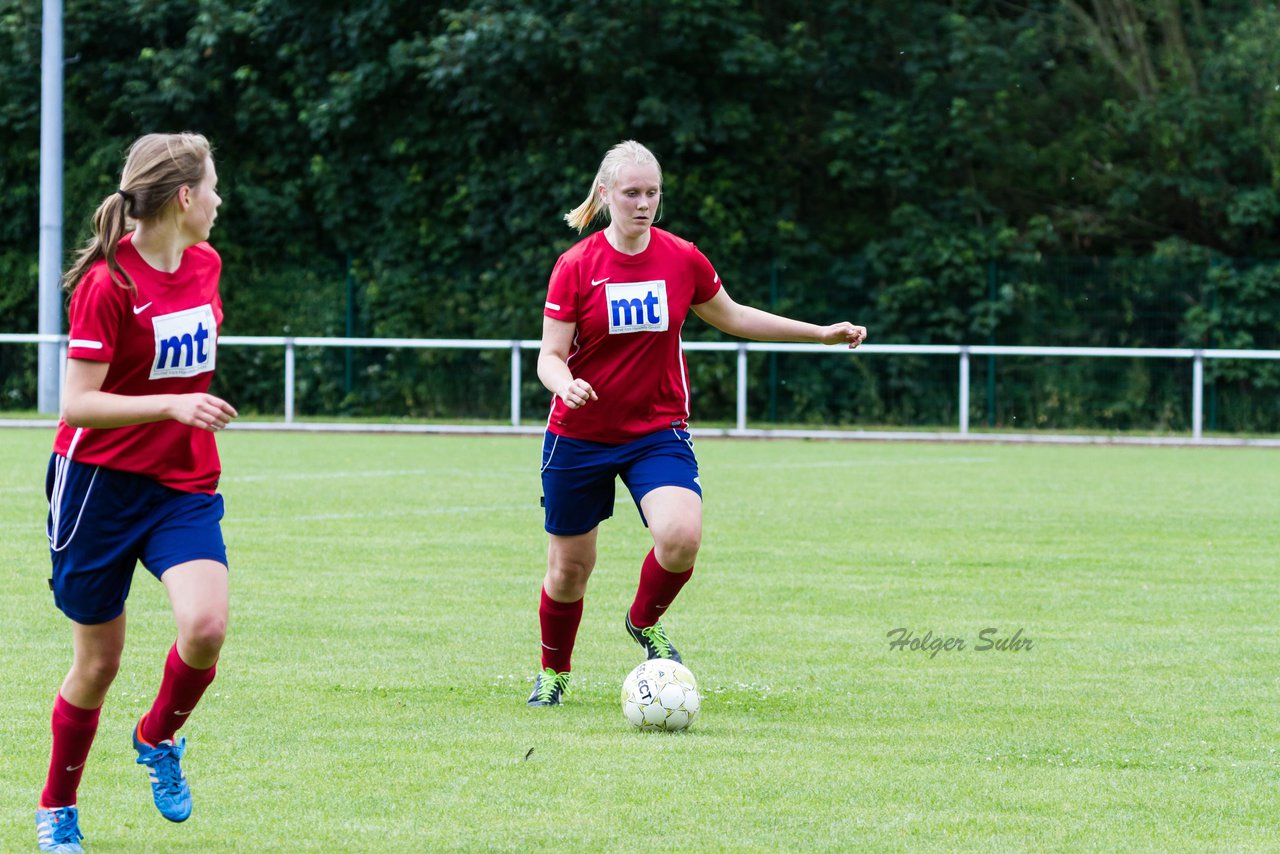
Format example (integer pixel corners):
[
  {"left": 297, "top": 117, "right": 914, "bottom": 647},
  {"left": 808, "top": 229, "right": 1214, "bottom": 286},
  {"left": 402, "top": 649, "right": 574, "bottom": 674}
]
[
  {"left": 548, "top": 554, "right": 592, "bottom": 587},
  {"left": 655, "top": 528, "right": 700, "bottom": 570},
  {"left": 180, "top": 613, "right": 227, "bottom": 657},
  {"left": 72, "top": 655, "right": 121, "bottom": 693}
]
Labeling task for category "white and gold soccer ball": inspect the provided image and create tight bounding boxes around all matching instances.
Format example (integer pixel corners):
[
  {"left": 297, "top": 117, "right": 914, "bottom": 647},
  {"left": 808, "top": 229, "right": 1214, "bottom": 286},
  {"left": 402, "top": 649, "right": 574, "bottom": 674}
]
[{"left": 621, "top": 659, "right": 701, "bottom": 731}]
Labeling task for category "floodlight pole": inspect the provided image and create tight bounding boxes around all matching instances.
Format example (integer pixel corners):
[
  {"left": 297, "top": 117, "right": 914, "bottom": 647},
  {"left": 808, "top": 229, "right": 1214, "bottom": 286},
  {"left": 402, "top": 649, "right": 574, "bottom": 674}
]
[{"left": 38, "top": 0, "right": 64, "bottom": 414}]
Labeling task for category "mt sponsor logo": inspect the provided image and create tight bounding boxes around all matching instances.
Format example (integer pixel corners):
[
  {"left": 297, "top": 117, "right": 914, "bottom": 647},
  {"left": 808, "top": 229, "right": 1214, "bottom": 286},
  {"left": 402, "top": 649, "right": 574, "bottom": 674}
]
[
  {"left": 150, "top": 304, "right": 217, "bottom": 379},
  {"left": 605, "top": 280, "right": 668, "bottom": 334}
]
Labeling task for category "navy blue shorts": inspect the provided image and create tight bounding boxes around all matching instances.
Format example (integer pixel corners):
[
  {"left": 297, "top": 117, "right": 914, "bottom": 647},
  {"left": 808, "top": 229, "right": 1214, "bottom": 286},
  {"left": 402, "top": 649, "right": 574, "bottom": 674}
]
[
  {"left": 46, "top": 454, "right": 228, "bottom": 625},
  {"left": 540, "top": 428, "right": 701, "bottom": 536}
]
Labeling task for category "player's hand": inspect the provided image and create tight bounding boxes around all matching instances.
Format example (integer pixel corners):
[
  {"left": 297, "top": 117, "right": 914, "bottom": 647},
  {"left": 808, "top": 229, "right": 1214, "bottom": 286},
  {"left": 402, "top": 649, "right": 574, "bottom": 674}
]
[
  {"left": 819, "top": 322, "right": 868, "bottom": 349},
  {"left": 558, "top": 378, "right": 598, "bottom": 410},
  {"left": 170, "top": 393, "right": 239, "bottom": 432}
]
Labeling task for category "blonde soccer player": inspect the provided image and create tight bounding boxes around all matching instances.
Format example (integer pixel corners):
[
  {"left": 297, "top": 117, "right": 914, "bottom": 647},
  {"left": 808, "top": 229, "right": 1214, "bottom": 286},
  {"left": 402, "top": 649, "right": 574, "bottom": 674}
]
[
  {"left": 37, "top": 133, "right": 236, "bottom": 852},
  {"left": 528, "top": 140, "right": 867, "bottom": 706}
]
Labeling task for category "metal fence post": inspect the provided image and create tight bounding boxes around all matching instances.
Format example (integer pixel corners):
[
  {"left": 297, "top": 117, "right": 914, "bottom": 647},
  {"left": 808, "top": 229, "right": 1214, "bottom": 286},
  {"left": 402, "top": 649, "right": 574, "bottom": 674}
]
[
  {"left": 511, "top": 341, "right": 522, "bottom": 427},
  {"left": 736, "top": 342, "right": 748, "bottom": 432},
  {"left": 959, "top": 347, "right": 970, "bottom": 434},
  {"left": 284, "top": 338, "right": 295, "bottom": 423},
  {"left": 57, "top": 339, "right": 67, "bottom": 415}
]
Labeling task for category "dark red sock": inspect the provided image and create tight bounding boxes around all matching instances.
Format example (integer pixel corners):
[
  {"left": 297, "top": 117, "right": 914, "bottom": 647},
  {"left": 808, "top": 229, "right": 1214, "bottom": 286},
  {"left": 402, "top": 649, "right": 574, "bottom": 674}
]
[
  {"left": 539, "top": 587, "right": 583, "bottom": 673},
  {"left": 40, "top": 693, "right": 101, "bottom": 809},
  {"left": 629, "top": 548, "right": 694, "bottom": 628},
  {"left": 140, "top": 644, "right": 217, "bottom": 745}
]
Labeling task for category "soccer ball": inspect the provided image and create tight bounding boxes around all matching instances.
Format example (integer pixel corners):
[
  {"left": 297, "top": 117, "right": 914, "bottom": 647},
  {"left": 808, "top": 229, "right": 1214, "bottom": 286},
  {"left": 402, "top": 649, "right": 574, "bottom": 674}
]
[{"left": 621, "top": 659, "right": 701, "bottom": 731}]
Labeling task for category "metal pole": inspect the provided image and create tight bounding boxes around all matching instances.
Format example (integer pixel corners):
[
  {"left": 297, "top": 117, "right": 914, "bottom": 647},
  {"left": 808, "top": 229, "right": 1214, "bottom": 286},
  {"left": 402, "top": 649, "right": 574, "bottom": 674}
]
[
  {"left": 510, "top": 341, "right": 521, "bottom": 427},
  {"left": 284, "top": 339, "right": 296, "bottom": 423},
  {"left": 58, "top": 339, "right": 67, "bottom": 413},
  {"left": 736, "top": 342, "right": 748, "bottom": 432},
  {"left": 38, "top": 0, "right": 64, "bottom": 413},
  {"left": 959, "top": 348, "right": 970, "bottom": 434}
]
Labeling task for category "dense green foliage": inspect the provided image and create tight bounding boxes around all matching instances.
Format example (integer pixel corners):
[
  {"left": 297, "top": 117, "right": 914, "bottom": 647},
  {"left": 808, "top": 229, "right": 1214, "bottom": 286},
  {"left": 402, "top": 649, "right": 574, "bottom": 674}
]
[{"left": 2, "top": 1, "right": 1279, "bottom": 430}]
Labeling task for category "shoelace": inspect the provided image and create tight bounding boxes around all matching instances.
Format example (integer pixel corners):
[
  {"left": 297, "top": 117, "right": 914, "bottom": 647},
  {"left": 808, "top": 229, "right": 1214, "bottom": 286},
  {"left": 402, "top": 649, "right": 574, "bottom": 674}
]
[
  {"left": 43, "top": 808, "right": 83, "bottom": 845},
  {"left": 640, "top": 623, "right": 673, "bottom": 657},
  {"left": 535, "top": 668, "right": 566, "bottom": 702},
  {"left": 136, "top": 739, "right": 187, "bottom": 794}
]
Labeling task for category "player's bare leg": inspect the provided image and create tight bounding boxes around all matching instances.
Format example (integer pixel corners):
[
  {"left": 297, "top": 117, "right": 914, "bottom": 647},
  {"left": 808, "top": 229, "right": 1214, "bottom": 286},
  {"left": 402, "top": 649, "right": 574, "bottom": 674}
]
[
  {"left": 530, "top": 530, "right": 598, "bottom": 706},
  {"left": 132, "top": 559, "right": 227, "bottom": 823},
  {"left": 627, "top": 486, "right": 702, "bottom": 662}
]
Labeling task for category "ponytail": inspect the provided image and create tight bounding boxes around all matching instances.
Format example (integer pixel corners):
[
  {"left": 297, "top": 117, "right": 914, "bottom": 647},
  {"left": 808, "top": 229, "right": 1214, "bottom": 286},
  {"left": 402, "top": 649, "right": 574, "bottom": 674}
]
[
  {"left": 62, "top": 132, "right": 212, "bottom": 294},
  {"left": 62, "top": 190, "right": 136, "bottom": 292},
  {"left": 563, "top": 190, "right": 607, "bottom": 233}
]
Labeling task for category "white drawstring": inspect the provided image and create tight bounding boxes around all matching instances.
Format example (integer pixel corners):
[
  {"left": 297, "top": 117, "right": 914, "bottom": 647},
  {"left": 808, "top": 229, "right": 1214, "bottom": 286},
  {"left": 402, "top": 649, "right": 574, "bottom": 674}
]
[
  {"left": 47, "top": 441, "right": 99, "bottom": 553},
  {"left": 540, "top": 434, "right": 561, "bottom": 473}
]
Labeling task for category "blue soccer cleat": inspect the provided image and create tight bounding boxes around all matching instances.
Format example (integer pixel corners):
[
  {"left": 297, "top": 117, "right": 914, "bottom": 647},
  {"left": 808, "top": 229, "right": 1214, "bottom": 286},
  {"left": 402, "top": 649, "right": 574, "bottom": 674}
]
[
  {"left": 36, "top": 805, "right": 84, "bottom": 853},
  {"left": 133, "top": 721, "right": 192, "bottom": 822}
]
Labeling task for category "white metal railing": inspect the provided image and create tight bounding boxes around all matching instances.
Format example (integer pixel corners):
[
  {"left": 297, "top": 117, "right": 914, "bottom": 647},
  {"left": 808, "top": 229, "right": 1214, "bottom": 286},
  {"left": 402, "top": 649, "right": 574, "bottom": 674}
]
[{"left": 3, "top": 332, "right": 1279, "bottom": 439}]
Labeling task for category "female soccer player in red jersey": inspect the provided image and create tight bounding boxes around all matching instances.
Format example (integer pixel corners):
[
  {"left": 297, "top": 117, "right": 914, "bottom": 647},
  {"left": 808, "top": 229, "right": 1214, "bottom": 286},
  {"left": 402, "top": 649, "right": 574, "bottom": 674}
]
[
  {"left": 528, "top": 140, "right": 867, "bottom": 706},
  {"left": 36, "top": 133, "right": 237, "bottom": 852}
]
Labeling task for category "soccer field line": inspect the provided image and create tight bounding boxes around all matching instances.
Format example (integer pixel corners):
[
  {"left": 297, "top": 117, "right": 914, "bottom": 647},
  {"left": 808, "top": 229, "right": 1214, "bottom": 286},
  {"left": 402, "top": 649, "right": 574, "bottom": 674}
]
[
  {"left": 222, "top": 467, "right": 526, "bottom": 483},
  {"left": 223, "top": 503, "right": 533, "bottom": 524},
  {"left": 722, "top": 455, "right": 995, "bottom": 469}
]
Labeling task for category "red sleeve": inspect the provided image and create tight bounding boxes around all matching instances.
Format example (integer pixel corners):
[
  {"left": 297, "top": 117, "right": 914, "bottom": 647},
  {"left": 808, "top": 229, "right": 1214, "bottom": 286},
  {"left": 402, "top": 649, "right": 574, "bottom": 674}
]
[
  {"left": 544, "top": 254, "right": 578, "bottom": 323},
  {"left": 690, "top": 247, "right": 722, "bottom": 305},
  {"left": 66, "top": 268, "right": 126, "bottom": 363}
]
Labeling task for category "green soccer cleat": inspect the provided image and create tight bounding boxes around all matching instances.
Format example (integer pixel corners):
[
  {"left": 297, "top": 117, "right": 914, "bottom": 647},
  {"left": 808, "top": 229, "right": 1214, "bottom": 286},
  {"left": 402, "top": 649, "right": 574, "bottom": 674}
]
[
  {"left": 527, "top": 667, "right": 570, "bottom": 706},
  {"left": 625, "top": 612, "right": 683, "bottom": 662}
]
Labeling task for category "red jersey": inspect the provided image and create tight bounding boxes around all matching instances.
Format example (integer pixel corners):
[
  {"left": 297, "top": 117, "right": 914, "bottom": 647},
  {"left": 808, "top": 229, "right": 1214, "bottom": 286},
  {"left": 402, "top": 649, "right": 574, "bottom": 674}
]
[
  {"left": 53, "top": 234, "right": 224, "bottom": 493},
  {"left": 543, "top": 228, "right": 722, "bottom": 443}
]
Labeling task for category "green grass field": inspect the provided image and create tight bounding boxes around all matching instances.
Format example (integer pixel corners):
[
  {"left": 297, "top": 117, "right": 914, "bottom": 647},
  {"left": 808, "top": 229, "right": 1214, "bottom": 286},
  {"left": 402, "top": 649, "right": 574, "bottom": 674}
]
[{"left": 1, "top": 428, "right": 1277, "bottom": 851}]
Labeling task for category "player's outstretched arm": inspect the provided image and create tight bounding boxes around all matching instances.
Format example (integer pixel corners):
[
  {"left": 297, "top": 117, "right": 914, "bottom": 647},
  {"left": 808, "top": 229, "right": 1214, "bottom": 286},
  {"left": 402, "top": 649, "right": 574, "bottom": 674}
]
[
  {"left": 538, "top": 316, "right": 598, "bottom": 410},
  {"left": 692, "top": 288, "right": 867, "bottom": 348},
  {"left": 62, "top": 358, "right": 238, "bottom": 431}
]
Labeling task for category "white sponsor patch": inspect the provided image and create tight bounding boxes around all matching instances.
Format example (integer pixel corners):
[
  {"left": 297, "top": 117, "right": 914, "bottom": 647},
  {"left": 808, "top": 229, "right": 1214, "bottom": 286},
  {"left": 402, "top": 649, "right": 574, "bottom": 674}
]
[
  {"left": 150, "top": 305, "right": 217, "bottom": 379},
  {"left": 605, "top": 280, "right": 668, "bottom": 334}
]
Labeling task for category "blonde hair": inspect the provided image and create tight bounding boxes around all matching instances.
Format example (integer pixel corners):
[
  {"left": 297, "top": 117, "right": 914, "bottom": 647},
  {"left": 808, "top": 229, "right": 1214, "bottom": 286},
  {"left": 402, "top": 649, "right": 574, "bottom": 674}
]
[
  {"left": 63, "top": 132, "right": 212, "bottom": 293},
  {"left": 564, "top": 140, "right": 662, "bottom": 233}
]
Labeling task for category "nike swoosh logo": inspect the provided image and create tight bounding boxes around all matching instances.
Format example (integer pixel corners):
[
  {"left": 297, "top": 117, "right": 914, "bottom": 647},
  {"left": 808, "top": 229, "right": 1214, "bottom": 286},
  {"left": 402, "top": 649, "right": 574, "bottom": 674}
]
[
  {"left": 174, "top": 709, "right": 193, "bottom": 716},
  {"left": 65, "top": 762, "right": 85, "bottom": 772},
  {"left": 591, "top": 278, "right": 610, "bottom": 287},
  {"left": 133, "top": 302, "right": 153, "bottom": 315}
]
